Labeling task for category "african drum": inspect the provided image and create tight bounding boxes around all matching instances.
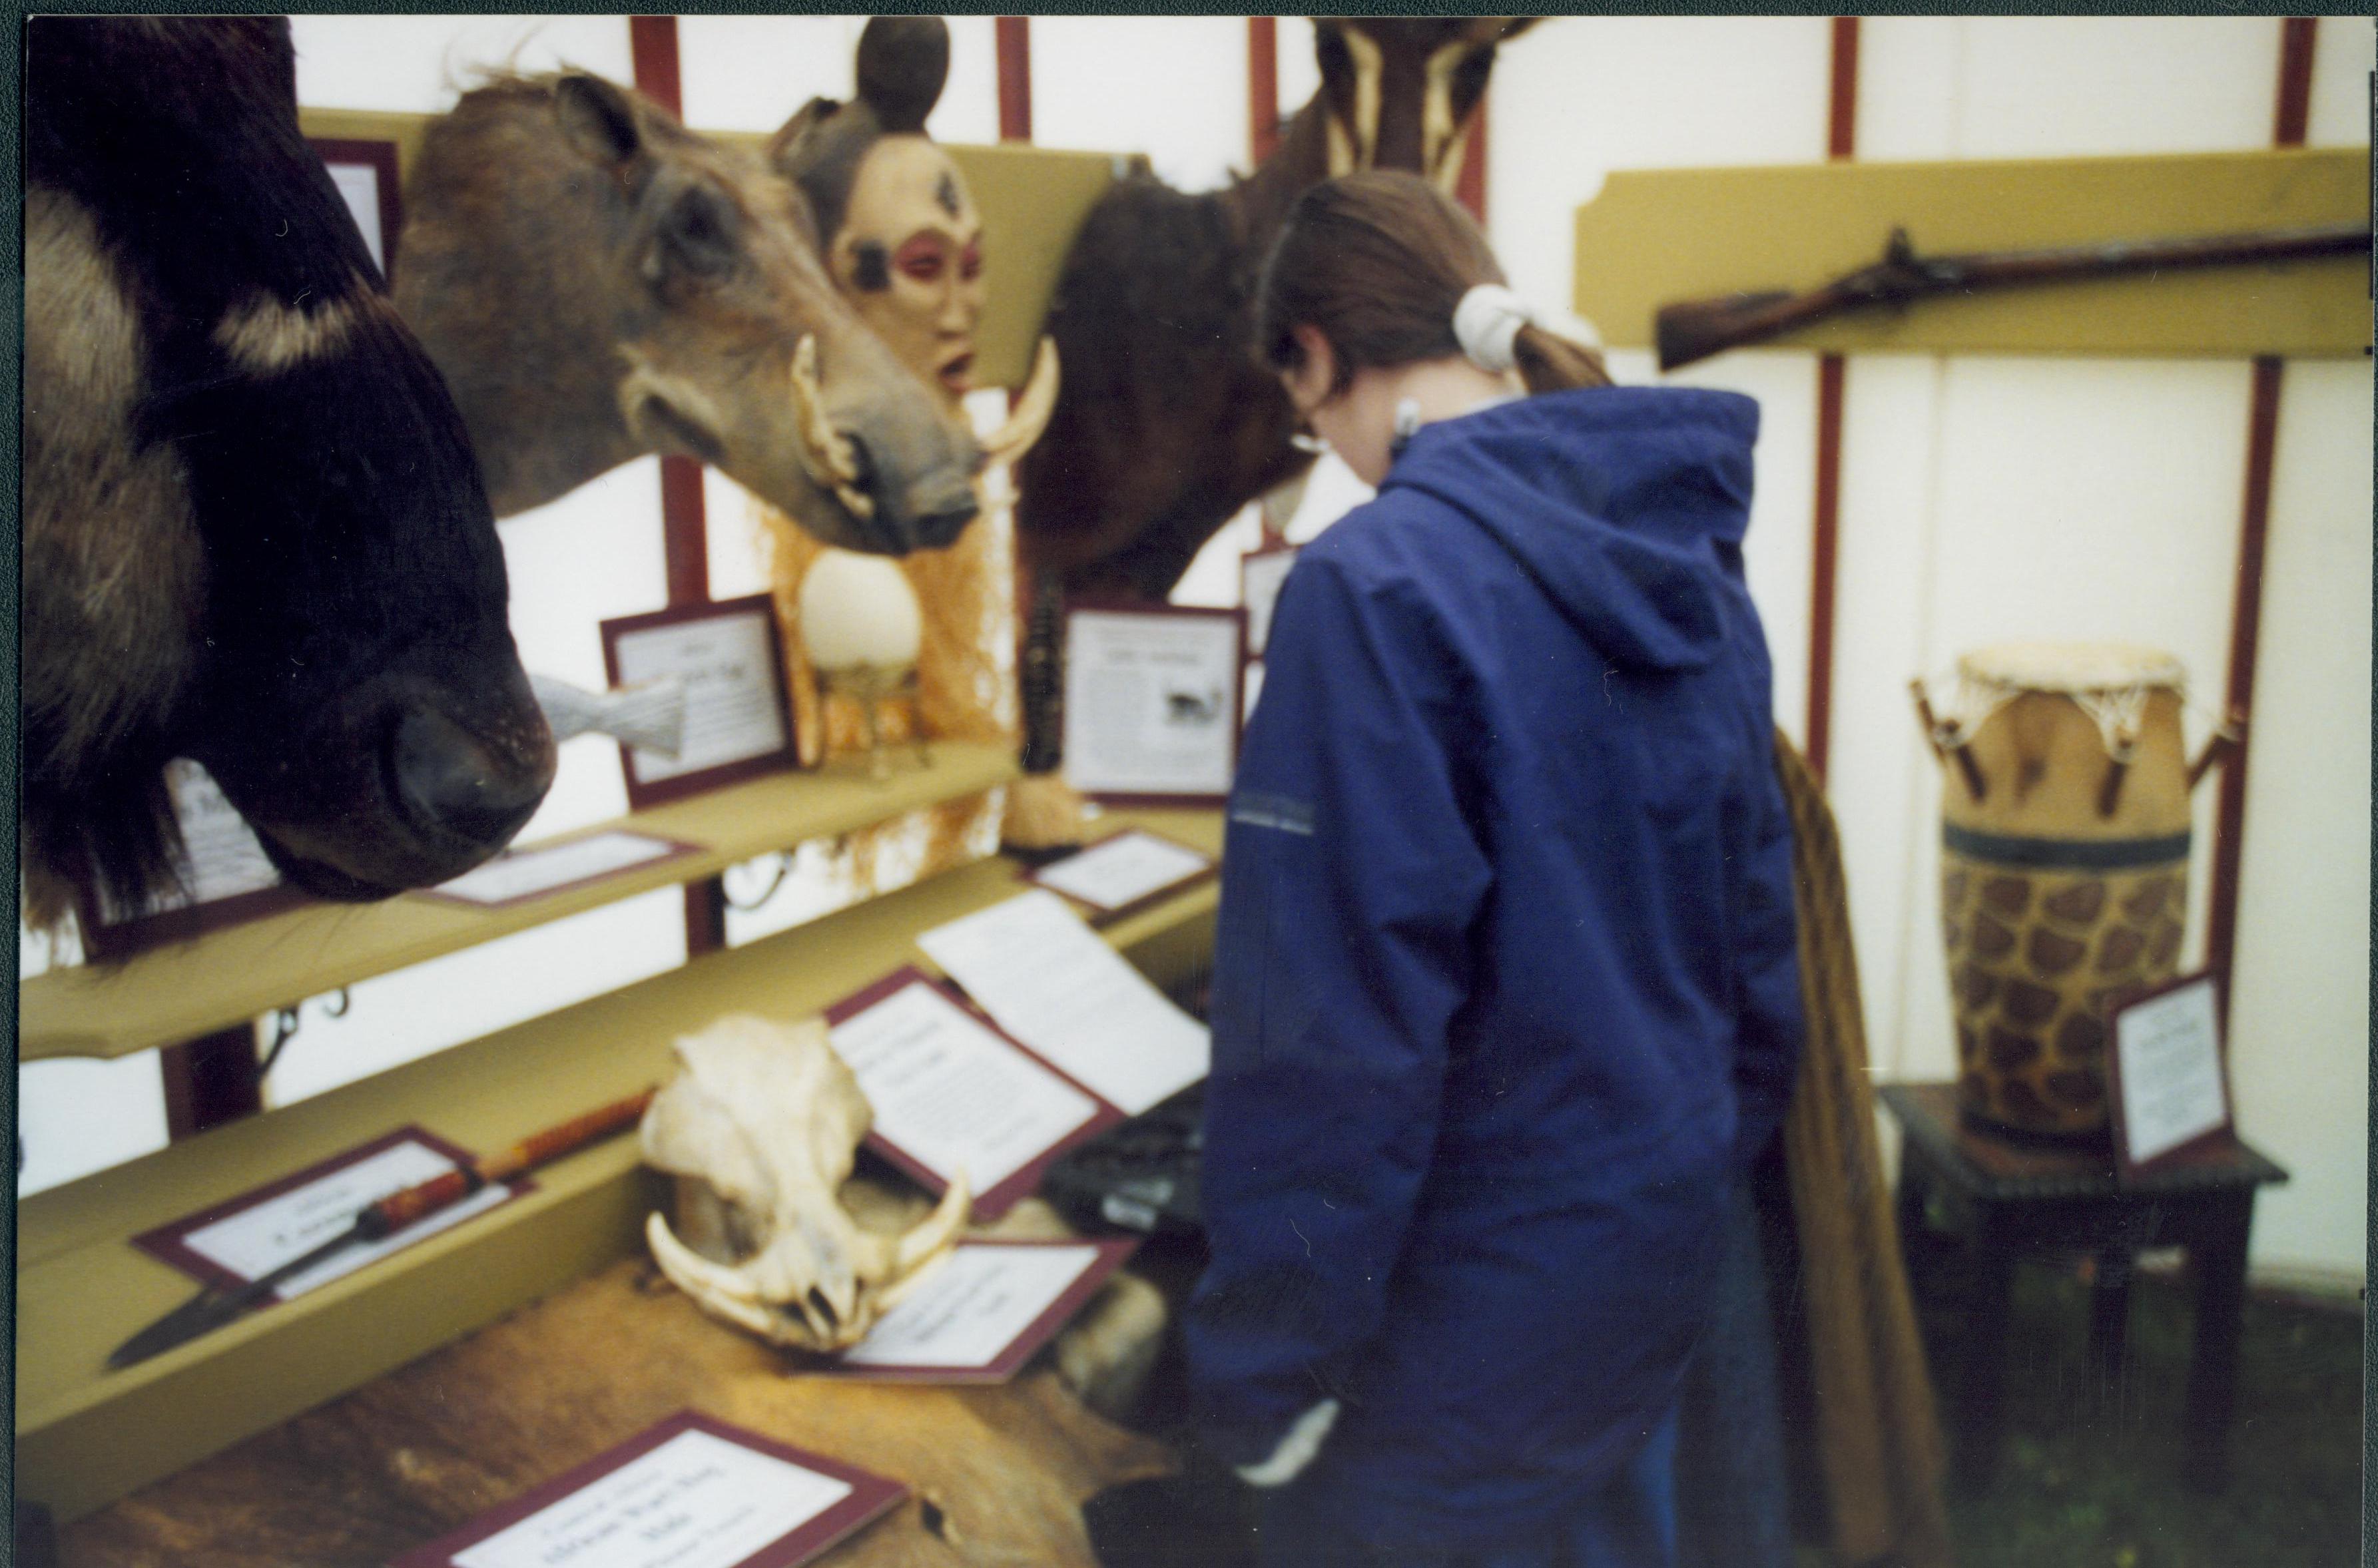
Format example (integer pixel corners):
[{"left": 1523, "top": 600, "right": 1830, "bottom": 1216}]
[{"left": 1917, "top": 643, "right": 2213, "bottom": 1141}]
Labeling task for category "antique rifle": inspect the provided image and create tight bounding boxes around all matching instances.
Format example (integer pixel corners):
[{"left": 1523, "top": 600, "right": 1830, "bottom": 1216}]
[
  {"left": 108, "top": 1089, "right": 657, "bottom": 1370},
  {"left": 1655, "top": 221, "right": 2371, "bottom": 370}
]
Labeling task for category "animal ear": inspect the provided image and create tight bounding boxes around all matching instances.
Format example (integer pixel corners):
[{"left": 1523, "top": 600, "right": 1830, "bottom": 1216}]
[
  {"left": 855, "top": 16, "right": 949, "bottom": 134},
  {"left": 767, "top": 95, "right": 841, "bottom": 176},
  {"left": 554, "top": 73, "right": 645, "bottom": 172}
]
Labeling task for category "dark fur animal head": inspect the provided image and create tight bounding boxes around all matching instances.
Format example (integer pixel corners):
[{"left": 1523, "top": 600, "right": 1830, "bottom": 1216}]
[
  {"left": 23, "top": 17, "right": 555, "bottom": 929},
  {"left": 396, "top": 64, "right": 977, "bottom": 554},
  {"left": 1313, "top": 17, "right": 1538, "bottom": 186}
]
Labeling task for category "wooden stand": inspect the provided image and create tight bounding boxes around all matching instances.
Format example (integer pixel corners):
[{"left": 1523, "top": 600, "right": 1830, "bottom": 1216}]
[{"left": 1881, "top": 1081, "right": 2287, "bottom": 1495}]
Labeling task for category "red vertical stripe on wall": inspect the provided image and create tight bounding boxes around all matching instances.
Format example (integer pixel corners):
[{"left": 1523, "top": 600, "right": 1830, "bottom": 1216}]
[
  {"left": 1249, "top": 17, "right": 1281, "bottom": 165},
  {"left": 996, "top": 17, "right": 1032, "bottom": 142},
  {"left": 633, "top": 15, "right": 723, "bottom": 956},
  {"left": 628, "top": 16, "right": 683, "bottom": 117},
  {"left": 2206, "top": 17, "right": 2317, "bottom": 1021},
  {"left": 1805, "top": 17, "right": 1858, "bottom": 781}
]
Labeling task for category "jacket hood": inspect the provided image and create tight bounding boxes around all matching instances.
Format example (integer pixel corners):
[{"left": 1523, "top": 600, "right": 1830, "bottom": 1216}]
[{"left": 1382, "top": 386, "right": 1759, "bottom": 672}]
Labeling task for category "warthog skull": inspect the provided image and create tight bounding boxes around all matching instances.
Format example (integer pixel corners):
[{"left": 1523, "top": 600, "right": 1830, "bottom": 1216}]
[{"left": 641, "top": 1013, "right": 970, "bottom": 1352}]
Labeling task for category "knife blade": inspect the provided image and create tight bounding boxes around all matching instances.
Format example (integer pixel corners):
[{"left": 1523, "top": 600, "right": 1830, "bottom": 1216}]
[{"left": 108, "top": 1087, "right": 657, "bottom": 1371}]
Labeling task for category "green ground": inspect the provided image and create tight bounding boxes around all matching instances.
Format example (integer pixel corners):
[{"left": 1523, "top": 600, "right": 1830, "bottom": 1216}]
[{"left": 1909, "top": 1261, "right": 2362, "bottom": 1568}]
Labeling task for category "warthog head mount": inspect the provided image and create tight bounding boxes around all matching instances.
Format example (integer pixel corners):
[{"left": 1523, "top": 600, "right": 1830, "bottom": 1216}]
[{"left": 641, "top": 1013, "right": 970, "bottom": 1353}]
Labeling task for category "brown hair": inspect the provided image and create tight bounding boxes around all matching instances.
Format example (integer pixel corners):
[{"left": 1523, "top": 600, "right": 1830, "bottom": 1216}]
[{"left": 1255, "top": 170, "right": 1608, "bottom": 397}]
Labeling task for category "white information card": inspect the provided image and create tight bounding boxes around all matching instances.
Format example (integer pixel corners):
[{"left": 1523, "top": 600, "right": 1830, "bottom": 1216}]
[
  {"left": 1028, "top": 829, "right": 1215, "bottom": 915},
  {"left": 917, "top": 890, "right": 1209, "bottom": 1115},
  {"left": 2112, "top": 976, "right": 2230, "bottom": 1167},
  {"left": 180, "top": 1138, "right": 514, "bottom": 1301},
  {"left": 1062, "top": 609, "right": 1242, "bottom": 800},
  {"left": 840, "top": 1242, "right": 1105, "bottom": 1371},
  {"left": 425, "top": 830, "right": 691, "bottom": 908},
  {"left": 828, "top": 979, "right": 1103, "bottom": 1201}
]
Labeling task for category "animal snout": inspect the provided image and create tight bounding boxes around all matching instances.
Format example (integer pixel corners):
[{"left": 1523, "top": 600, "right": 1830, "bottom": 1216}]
[
  {"left": 391, "top": 706, "right": 554, "bottom": 850},
  {"left": 839, "top": 429, "right": 980, "bottom": 552}
]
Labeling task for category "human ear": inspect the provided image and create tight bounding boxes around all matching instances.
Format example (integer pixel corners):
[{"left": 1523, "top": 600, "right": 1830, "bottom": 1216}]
[{"left": 1283, "top": 324, "right": 1337, "bottom": 413}]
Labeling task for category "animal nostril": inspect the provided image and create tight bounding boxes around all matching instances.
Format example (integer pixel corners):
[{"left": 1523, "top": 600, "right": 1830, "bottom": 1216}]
[
  {"left": 912, "top": 498, "right": 977, "bottom": 551},
  {"left": 392, "top": 707, "right": 547, "bottom": 848}
]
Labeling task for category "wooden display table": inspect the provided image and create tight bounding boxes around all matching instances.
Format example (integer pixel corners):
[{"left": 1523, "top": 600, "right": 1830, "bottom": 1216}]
[
  {"left": 1879, "top": 1081, "right": 2287, "bottom": 1495},
  {"left": 57, "top": 1256, "right": 1173, "bottom": 1567}
]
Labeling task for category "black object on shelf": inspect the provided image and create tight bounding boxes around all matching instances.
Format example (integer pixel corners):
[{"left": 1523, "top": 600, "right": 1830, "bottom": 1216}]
[{"left": 1043, "top": 1083, "right": 1207, "bottom": 1238}]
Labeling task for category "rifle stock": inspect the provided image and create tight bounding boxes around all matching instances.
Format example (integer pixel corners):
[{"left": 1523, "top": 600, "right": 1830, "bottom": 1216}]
[{"left": 1654, "top": 221, "right": 2369, "bottom": 370}]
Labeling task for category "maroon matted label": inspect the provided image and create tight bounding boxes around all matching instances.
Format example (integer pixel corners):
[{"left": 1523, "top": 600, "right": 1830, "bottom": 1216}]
[
  {"left": 1016, "top": 826, "right": 1219, "bottom": 928},
  {"left": 1060, "top": 601, "right": 1247, "bottom": 809},
  {"left": 802, "top": 1237, "right": 1141, "bottom": 1385},
  {"left": 824, "top": 968, "right": 1125, "bottom": 1221},
  {"left": 131, "top": 1125, "right": 530, "bottom": 1297},
  {"left": 2105, "top": 968, "right": 2238, "bottom": 1182},
  {"left": 599, "top": 593, "right": 804, "bottom": 811},
  {"left": 387, "top": 1410, "right": 906, "bottom": 1568},
  {"left": 408, "top": 829, "right": 705, "bottom": 911}
]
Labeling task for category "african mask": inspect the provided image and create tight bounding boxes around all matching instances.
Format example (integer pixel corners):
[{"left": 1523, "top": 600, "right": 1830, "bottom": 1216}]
[{"left": 834, "top": 136, "right": 985, "bottom": 417}]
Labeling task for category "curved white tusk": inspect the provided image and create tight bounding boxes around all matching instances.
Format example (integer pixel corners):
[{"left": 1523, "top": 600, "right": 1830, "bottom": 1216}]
[
  {"left": 894, "top": 1168, "right": 973, "bottom": 1277},
  {"left": 647, "top": 1213, "right": 801, "bottom": 1343},
  {"left": 978, "top": 338, "right": 1061, "bottom": 467},
  {"left": 790, "top": 334, "right": 876, "bottom": 521}
]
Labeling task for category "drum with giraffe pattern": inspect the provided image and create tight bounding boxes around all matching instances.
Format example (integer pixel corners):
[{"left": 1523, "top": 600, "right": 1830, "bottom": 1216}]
[{"left": 1921, "top": 643, "right": 2201, "bottom": 1141}]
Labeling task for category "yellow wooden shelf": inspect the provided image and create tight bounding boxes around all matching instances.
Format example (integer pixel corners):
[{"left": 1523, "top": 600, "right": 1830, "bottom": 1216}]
[
  {"left": 15, "top": 809, "right": 1222, "bottom": 1523},
  {"left": 21, "top": 744, "right": 1019, "bottom": 1063},
  {"left": 1574, "top": 146, "right": 2371, "bottom": 362}
]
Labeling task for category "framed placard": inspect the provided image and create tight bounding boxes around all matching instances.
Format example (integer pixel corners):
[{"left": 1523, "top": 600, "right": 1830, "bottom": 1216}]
[
  {"left": 73, "top": 758, "right": 312, "bottom": 961},
  {"left": 815, "top": 1238, "right": 1139, "bottom": 1384},
  {"left": 414, "top": 828, "right": 702, "bottom": 910},
  {"left": 2106, "top": 971, "right": 2235, "bottom": 1180},
  {"left": 1022, "top": 827, "right": 1217, "bottom": 925},
  {"left": 388, "top": 1410, "right": 905, "bottom": 1568},
  {"left": 309, "top": 137, "right": 403, "bottom": 278},
  {"left": 824, "top": 968, "right": 1121, "bottom": 1220},
  {"left": 601, "top": 594, "right": 800, "bottom": 810},
  {"left": 1239, "top": 541, "right": 1301, "bottom": 661},
  {"left": 132, "top": 1126, "right": 528, "bottom": 1302},
  {"left": 1061, "top": 605, "right": 1245, "bottom": 806}
]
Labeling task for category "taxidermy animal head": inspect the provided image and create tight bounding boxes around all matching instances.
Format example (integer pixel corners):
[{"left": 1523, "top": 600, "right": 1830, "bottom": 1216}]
[
  {"left": 641, "top": 1013, "right": 972, "bottom": 1353},
  {"left": 396, "top": 71, "right": 981, "bottom": 555},
  {"left": 21, "top": 15, "right": 555, "bottom": 927},
  {"left": 1314, "top": 17, "right": 1541, "bottom": 190}
]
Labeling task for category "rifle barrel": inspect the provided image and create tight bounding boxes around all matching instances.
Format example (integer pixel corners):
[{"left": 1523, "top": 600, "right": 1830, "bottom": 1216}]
[{"left": 1655, "top": 220, "right": 2370, "bottom": 370}]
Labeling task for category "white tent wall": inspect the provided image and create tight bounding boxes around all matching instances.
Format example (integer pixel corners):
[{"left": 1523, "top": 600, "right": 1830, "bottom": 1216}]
[{"left": 17, "top": 19, "right": 2371, "bottom": 1286}]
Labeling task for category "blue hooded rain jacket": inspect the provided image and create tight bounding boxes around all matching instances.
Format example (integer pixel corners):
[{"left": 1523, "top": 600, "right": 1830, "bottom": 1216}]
[{"left": 1186, "top": 386, "right": 1803, "bottom": 1553}]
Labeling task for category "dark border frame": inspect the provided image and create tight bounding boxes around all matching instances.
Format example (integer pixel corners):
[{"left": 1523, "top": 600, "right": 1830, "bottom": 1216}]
[
  {"left": 1019, "top": 826, "right": 1219, "bottom": 928},
  {"left": 131, "top": 1125, "right": 531, "bottom": 1297},
  {"left": 599, "top": 593, "right": 802, "bottom": 812},
  {"left": 800, "top": 1238, "right": 1141, "bottom": 1385},
  {"left": 2105, "top": 968, "right": 2238, "bottom": 1182},
  {"left": 824, "top": 967, "right": 1123, "bottom": 1221},
  {"left": 386, "top": 1410, "right": 906, "bottom": 1568},
  {"left": 1060, "top": 602, "right": 1246, "bottom": 808}
]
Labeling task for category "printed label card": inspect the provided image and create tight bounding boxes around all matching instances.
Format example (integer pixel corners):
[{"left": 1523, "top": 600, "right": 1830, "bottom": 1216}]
[
  {"left": 822, "top": 1239, "right": 1139, "bottom": 1383},
  {"left": 418, "top": 829, "right": 701, "bottom": 910},
  {"left": 1022, "top": 828, "right": 1217, "bottom": 921},
  {"left": 825, "top": 970, "right": 1121, "bottom": 1220},
  {"left": 133, "top": 1128, "right": 526, "bottom": 1301},
  {"left": 390, "top": 1412, "right": 905, "bottom": 1568},
  {"left": 2108, "top": 971, "right": 2236, "bottom": 1180},
  {"left": 601, "top": 595, "right": 802, "bottom": 809},
  {"left": 1061, "top": 606, "right": 1245, "bottom": 805}
]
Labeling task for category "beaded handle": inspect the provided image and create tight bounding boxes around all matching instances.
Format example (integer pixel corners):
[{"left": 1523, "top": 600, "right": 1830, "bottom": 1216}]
[{"left": 356, "top": 1088, "right": 658, "bottom": 1240}]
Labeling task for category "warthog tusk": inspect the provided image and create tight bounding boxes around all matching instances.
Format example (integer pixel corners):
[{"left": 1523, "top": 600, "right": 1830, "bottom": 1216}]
[
  {"left": 978, "top": 338, "right": 1061, "bottom": 467},
  {"left": 790, "top": 334, "right": 876, "bottom": 521},
  {"left": 646, "top": 1212, "right": 792, "bottom": 1342}
]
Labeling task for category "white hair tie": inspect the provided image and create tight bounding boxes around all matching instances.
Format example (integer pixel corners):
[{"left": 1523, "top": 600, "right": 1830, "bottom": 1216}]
[{"left": 1453, "top": 283, "right": 1533, "bottom": 374}]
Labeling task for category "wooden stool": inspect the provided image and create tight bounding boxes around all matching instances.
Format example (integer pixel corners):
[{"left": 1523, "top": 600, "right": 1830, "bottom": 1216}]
[{"left": 1879, "top": 1081, "right": 2287, "bottom": 1495}]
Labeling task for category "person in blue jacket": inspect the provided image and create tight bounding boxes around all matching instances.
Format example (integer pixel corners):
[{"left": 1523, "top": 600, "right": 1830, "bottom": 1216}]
[{"left": 1185, "top": 170, "right": 1804, "bottom": 1567}]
